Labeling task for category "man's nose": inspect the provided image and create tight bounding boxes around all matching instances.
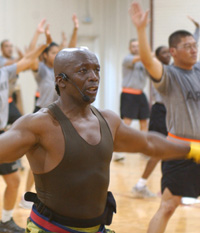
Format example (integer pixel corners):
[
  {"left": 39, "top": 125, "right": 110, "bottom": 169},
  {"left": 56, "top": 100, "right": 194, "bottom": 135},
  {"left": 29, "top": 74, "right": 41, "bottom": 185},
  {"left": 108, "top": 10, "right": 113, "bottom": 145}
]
[{"left": 87, "top": 70, "right": 99, "bottom": 81}]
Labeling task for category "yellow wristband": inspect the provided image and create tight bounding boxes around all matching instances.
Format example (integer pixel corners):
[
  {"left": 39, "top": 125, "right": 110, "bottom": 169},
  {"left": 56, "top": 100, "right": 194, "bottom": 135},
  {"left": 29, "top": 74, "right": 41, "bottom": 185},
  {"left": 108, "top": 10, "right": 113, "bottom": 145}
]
[{"left": 187, "top": 142, "right": 200, "bottom": 163}]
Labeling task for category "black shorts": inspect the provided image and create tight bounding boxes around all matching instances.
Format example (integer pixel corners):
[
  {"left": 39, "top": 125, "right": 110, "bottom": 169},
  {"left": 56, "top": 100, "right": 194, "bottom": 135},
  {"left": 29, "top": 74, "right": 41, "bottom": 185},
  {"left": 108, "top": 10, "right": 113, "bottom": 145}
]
[
  {"left": 148, "top": 103, "right": 167, "bottom": 136},
  {"left": 120, "top": 92, "right": 150, "bottom": 120},
  {"left": 8, "top": 102, "right": 22, "bottom": 124},
  {"left": 33, "top": 106, "right": 41, "bottom": 113},
  {"left": 161, "top": 159, "right": 200, "bottom": 197},
  {"left": 0, "top": 161, "right": 19, "bottom": 175},
  {"left": 0, "top": 131, "right": 19, "bottom": 175}
]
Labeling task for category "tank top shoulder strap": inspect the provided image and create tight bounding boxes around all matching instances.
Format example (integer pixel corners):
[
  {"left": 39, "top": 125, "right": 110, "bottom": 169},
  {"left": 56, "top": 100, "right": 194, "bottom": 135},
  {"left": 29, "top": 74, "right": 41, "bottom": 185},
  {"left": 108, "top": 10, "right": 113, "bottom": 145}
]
[
  {"left": 47, "top": 103, "right": 76, "bottom": 141},
  {"left": 47, "top": 103, "right": 68, "bottom": 122},
  {"left": 90, "top": 105, "right": 113, "bottom": 139},
  {"left": 90, "top": 105, "right": 103, "bottom": 120}
]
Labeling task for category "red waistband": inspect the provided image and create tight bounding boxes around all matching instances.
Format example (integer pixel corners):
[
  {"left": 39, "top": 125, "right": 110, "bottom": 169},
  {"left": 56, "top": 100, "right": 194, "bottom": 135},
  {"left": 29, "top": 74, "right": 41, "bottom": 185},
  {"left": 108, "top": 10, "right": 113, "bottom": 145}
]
[
  {"left": 122, "top": 87, "right": 142, "bottom": 95},
  {"left": 168, "top": 132, "right": 200, "bottom": 143},
  {"left": 35, "top": 91, "right": 40, "bottom": 98},
  {"left": 8, "top": 97, "right": 13, "bottom": 103},
  {"left": 30, "top": 206, "right": 104, "bottom": 233}
]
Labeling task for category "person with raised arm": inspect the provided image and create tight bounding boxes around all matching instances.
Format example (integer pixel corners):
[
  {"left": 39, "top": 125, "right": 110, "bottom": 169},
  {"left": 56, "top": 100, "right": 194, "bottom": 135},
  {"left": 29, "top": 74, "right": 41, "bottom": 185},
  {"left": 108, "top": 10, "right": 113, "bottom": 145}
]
[
  {"left": 129, "top": 2, "right": 200, "bottom": 232},
  {"left": 0, "top": 24, "right": 51, "bottom": 233}
]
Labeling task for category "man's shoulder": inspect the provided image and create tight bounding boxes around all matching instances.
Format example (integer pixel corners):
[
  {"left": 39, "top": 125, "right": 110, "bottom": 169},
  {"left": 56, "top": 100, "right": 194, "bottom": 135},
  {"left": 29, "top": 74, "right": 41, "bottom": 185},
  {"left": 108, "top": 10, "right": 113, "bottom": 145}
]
[
  {"left": 19, "top": 108, "right": 55, "bottom": 130},
  {"left": 97, "top": 108, "right": 121, "bottom": 126},
  {"left": 163, "top": 64, "right": 183, "bottom": 75},
  {"left": 96, "top": 108, "right": 117, "bottom": 117},
  {"left": 31, "top": 108, "right": 54, "bottom": 122},
  {"left": 1, "top": 63, "right": 16, "bottom": 71},
  {"left": 194, "top": 61, "right": 200, "bottom": 70},
  {"left": 0, "top": 64, "right": 17, "bottom": 79},
  {"left": 123, "top": 53, "right": 134, "bottom": 61},
  {"left": 0, "top": 55, "right": 5, "bottom": 60}
]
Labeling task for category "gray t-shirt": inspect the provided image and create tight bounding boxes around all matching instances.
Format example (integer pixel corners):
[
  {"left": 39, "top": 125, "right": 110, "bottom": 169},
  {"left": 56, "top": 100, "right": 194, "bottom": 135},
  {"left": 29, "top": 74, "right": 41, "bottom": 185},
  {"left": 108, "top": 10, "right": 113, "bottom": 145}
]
[
  {"left": 0, "top": 56, "right": 18, "bottom": 97},
  {"left": 0, "top": 56, "right": 7, "bottom": 67},
  {"left": 154, "top": 63, "right": 200, "bottom": 139},
  {"left": 122, "top": 54, "right": 148, "bottom": 90},
  {"left": 0, "top": 64, "right": 17, "bottom": 129},
  {"left": 33, "top": 62, "right": 58, "bottom": 108},
  {"left": 152, "top": 85, "right": 164, "bottom": 104}
]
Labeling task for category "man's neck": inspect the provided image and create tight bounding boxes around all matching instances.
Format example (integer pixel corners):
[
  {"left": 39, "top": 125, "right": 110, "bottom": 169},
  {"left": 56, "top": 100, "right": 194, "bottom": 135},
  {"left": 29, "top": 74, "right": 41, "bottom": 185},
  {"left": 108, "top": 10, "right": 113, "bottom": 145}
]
[
  {"left": 173, "top": 61, "right": 194, "bottom": 70},
  {"left": 56, "top": 98, "right": 91, "bottom": 118},
  {"left": 3, "top": 54, "right": 11, "bottom": 59}
]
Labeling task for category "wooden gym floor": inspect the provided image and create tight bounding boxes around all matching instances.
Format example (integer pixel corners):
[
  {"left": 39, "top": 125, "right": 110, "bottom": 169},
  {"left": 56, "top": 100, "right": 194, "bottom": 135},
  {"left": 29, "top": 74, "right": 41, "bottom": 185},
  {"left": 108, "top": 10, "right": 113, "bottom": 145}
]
[{"left": 0, "top": 153, "right": 199, "bottom": 233}]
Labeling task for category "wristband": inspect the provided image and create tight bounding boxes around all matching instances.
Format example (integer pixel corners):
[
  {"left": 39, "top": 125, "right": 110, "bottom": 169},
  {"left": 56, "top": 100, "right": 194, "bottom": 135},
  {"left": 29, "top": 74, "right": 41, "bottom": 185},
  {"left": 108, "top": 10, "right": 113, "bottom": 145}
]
[{"left": 187, "top": 142, "right": 200, "bottom": 163}]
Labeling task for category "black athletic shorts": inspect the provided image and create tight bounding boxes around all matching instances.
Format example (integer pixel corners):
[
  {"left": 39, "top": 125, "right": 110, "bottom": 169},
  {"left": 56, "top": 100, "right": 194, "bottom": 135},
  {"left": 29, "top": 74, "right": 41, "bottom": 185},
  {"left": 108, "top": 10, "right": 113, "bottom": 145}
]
[
  {"left": 148, "top": 103, "right": 167, "bottom": 136},
  {"left": 120, "top": 92, "right": 150, "bottom": 120},
  {"left": 161, "top": 159, "right": 200, "bottom": 197},
  {"left": 33, "top": 106, "right": 41, "bottom": 113},
  {"left": 0, "top": 131, "right": 19, "bottom": 175},
  {"left": 7, "top": 101, "right": 22, "bottom": 124},
  {"left": 0, "top": 161, "right": 19, "bottom": 175}
]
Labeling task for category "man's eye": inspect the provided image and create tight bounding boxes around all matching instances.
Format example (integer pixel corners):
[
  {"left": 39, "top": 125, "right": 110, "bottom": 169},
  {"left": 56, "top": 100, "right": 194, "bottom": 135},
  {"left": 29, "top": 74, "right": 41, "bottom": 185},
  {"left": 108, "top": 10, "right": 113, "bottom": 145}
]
[{"left": 79, "top": 69, "right": 87, "bottom": 73}]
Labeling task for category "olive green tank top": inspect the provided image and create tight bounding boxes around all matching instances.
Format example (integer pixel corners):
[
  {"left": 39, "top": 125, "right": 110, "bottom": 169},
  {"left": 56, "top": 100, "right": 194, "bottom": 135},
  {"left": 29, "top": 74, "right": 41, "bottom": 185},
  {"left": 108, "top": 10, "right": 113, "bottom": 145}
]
[{"left": 34, "top": 103, "right": 113, "bottom": 219}]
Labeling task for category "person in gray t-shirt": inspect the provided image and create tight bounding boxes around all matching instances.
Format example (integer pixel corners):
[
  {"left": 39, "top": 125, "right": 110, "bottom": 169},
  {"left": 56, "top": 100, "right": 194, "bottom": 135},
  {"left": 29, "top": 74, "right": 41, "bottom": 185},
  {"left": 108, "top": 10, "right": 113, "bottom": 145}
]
[
  {"left": 113, "top": 38, "right": 150, "bottom": 162},
  {"left": 30, "top": 14, "right": 79, "bottom": 112},
  {"left": 120, "top": 38, "right": 150, "bottom": 130},
  {"left": 0, "top": 27, "right": 51, "bottom": 233},
  {"left": 0, "top": 40, "right": 24, "bottom": 124},
  {"left": 130, "top": 2, "right": 200, "bottom": 233},
  {"left": 32, "top": 42, "right": 59, "bottom": 111},
  {"left": 132, "top": 15, "right": 200, "bottom": 200},
  {"left": 0, "top": 64, "right": 17, "bottom": 129},
  {"left": 132, "top": 45, "right": 170, "bottom": 198}
]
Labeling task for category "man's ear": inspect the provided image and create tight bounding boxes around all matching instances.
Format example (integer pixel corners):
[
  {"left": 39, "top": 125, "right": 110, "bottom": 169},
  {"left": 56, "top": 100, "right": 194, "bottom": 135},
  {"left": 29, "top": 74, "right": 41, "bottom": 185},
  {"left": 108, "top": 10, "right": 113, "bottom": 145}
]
[
  {"left": 55, "top": 75, "right": 66, "bottom": 88},
  {"left": 43, "top": 52, "right": 47, "bottom": 61},
  {"left": 169, "top": 47, "right": 176, "bottom": 57}
]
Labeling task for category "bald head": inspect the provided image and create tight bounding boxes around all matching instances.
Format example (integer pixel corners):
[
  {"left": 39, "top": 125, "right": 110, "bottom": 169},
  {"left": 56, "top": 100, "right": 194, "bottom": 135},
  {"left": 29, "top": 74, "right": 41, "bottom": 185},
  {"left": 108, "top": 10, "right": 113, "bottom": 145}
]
[
  {"left": 54, "top": 48, "right": 100, "bottom": 97},
  {"left": 54, "top": 48, "right": 98, "bottom": 77}
]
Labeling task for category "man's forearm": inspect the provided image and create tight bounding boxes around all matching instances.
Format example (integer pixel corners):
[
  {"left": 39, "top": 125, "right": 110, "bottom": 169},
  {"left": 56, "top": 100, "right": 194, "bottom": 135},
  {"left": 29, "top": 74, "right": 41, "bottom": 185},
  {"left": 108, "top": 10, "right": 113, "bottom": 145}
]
[
  {"left": 16, "top": 44, "right": 47, "bottom": 74},
  {"left": 143, "top": 131, "right": 190, "bottom": 160},
  {"left": 68, "top": 28, "right": 78, "bottom": 48},
  {"left": 137, "top": 27, "right": 153, "bottom": 67}
]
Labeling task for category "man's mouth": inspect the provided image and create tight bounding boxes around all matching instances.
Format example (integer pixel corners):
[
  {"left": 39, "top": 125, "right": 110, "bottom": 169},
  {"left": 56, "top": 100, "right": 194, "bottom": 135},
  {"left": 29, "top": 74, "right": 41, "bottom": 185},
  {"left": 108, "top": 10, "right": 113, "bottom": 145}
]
[{"left": 86, "top": 86, "right": 98, "bottom": 94}]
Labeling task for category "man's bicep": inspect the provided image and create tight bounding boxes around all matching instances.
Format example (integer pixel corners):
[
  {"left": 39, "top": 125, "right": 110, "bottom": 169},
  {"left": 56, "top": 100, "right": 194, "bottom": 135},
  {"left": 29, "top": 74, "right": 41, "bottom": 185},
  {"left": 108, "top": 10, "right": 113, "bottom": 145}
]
[
  {"left": 0, "top": 124, "right": 37, "bottom": 163},
  {"left": 144, "top": 57, "right": 163, "bottom": 81},
  {"left": 114, "top": 122, "right": 147, "bottom": 153}
]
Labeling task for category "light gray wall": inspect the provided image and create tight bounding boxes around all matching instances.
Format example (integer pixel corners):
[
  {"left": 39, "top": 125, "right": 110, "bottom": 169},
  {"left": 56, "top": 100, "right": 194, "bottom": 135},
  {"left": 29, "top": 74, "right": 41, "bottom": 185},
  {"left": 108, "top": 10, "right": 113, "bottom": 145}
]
[
  {"left": 0, "top": 0, "right": 150, "bottom": 114},
  {"left": 154, "top": 0, "right": 200, "bottom": 51}
]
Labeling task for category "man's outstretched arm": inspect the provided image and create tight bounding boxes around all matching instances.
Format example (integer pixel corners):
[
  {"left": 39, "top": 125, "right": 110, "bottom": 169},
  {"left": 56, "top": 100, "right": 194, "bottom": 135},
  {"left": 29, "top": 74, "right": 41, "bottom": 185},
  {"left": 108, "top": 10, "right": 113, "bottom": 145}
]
[
  {"left": 0, "top": 115, "right": 38, "bottom": 163},
  {"left": 102, "top": 110, "right": 200, "bottom": 163}
]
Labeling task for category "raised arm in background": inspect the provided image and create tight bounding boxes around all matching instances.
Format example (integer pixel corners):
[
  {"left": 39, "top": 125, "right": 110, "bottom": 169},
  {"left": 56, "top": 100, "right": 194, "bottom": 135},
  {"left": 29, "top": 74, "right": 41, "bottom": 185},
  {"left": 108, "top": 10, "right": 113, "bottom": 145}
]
[
  {"left": 188, "top": 15, "right": 200, "bottom": 42},
  {"left": 129, "top": 2, "right": 162, "bottom": 80},
  {"left": 59, "top": 31, "right": 68, "bottom": 50},
  {"left": 68, "top": 13, "right": 79, "bottom": 48},
  {"left": 28, "top": 18, "right": 47, "bottom": 51},
  {"left": 16, "top": 24, "right": 52, "bottom": 74}
]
